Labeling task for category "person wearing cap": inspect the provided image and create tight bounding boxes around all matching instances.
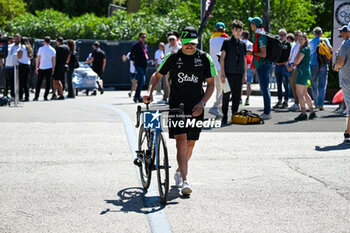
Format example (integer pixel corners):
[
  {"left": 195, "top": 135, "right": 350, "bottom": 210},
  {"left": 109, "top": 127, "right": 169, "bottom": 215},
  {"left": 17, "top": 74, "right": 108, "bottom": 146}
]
[
  {"left": 246, "top": 16, "right": 273, "bottom": 119},
  {"left": 142, "top": 26, "right": 217, "bottom": 196},
  {"left": 333, "top": 25, "right": 349, "bottom": 115},
  {"left": 309, "top": 27, "right": 332, "bottom": 110},
  {"left": 334, "top": 24, "right": 350, "bottom": 144},
  {"left": 208, "top": 22, "right": 229, "bottom": 118},
  {"left": 220, "top": 19, "right": 247, "bottom": 124},
  {"left": 158, "top": 32, "right": 182, "bottom": 104}
]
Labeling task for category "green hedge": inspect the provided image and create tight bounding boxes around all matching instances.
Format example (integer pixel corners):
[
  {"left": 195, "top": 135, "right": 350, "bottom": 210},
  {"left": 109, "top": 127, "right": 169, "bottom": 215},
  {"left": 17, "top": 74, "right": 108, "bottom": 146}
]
[{"left": 5, "top": 8, "right": 197, "bottom": 45}]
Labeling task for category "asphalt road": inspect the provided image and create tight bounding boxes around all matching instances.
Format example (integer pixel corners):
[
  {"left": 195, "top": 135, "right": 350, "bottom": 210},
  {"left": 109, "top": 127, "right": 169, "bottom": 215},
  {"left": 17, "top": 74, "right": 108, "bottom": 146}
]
[{"left": 0, "top": 90, "right": 349, "bottom": 233}]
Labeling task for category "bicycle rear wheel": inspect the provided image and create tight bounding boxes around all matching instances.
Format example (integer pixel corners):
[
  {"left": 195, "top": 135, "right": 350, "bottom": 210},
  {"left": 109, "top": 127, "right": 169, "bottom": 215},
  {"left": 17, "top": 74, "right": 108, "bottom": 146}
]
[
  {"left": 156, "top": 132, "right": 169, "bottom": 204},
  {"left": 138, "top": 125, "right": 152, "bottom": 189}
]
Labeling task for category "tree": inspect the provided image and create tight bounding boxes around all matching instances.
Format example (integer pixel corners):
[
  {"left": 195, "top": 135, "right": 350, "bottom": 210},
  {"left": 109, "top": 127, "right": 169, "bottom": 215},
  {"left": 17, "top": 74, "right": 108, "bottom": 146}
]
[
  {"left": 24, "top": 0, "right": 113, "bottom": 17},
  {"left": 0, "top": 0, "right": 27, "bottom": 27},
  {"left": 311, "top": 0, "right": 332, "bottom": 32}
]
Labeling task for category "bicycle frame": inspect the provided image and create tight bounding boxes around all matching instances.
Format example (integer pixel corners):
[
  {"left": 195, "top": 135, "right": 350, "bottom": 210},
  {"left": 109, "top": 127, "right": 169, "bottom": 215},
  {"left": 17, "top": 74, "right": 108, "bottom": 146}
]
[{"left": 135, "top": 102, "right": 184, "bottom": 170}]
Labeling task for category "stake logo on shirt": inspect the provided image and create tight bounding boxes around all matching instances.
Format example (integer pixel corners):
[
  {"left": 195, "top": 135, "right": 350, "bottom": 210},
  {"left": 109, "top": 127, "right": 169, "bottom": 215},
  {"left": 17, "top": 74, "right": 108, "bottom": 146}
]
[{"left": 177, "top": 72, "right": 199, "bottom": 83}]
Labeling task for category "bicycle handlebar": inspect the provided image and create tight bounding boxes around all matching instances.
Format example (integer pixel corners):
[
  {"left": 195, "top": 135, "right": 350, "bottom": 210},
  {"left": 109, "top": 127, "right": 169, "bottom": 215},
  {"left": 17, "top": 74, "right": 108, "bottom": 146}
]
[{"left": 135, "top": 103, "right": 184, "bottom": 128}]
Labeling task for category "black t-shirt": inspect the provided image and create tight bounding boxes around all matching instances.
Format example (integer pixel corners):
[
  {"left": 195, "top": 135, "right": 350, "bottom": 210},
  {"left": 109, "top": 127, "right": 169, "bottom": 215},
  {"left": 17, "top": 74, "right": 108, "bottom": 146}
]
[
  {"left": 55, "top": 45, "right": 70, "bottom": 66},
  {"left": 221, "top": 36, "right": 246, "bottom": 74},
  {"left": 276, "top": 40, "right": 291, "bottom": 63},
  {"left": 92, "top": 48, "right": 106, "bottom": 72},
  {"left": 158, "top": 49, "right": 217, "bottom": 108}
]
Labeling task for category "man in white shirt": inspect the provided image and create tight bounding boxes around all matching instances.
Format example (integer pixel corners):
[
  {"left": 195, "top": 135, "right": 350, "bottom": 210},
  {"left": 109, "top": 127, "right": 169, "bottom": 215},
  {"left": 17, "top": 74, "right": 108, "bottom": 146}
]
[
  {"left": 154, "top": 42, "right": 165, "bottom": 95},
  {"left": 287, "top": 30, "right": 302, "bottom": 111},
  {"left": 122, "top": 52, "right": 137, "bottom": 98},
  {"left": 4, "top": 34, "right": 21, "bottom": 98},
  {"left": 34, "top": 36, "right": 56, "bottom": 101},
  {"left": 158, "top": 32, "right": 182, "bottom": 104},
  {"left": 208, "top": 22, "right": 229, "bottom": 117}
]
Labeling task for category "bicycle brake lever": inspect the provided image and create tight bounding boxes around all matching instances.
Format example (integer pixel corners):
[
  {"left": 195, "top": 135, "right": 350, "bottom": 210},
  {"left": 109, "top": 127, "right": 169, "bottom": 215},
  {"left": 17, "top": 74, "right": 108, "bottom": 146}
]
[
  {"left": 179, "top": 103, "right": 184, "bottom": 115},
  {"left": 135, "top": 105, "right": 142, "bottom": 128}
]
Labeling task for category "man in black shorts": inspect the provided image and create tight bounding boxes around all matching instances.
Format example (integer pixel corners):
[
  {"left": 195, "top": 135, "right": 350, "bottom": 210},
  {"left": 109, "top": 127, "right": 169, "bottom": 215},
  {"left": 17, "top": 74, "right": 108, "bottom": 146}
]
[
  {"left": 85, "top": 41, "right": 106, "bottom": 93},
  {"left": 143, "top": 26, "right": 217, "bottom": 195},
  {"left": 53, "top": 37, "right": 70, "bottom": 100}
]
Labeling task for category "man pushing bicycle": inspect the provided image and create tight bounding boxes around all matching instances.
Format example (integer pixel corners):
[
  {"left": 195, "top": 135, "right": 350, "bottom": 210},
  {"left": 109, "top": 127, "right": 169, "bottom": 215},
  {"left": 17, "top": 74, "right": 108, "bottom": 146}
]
[{"left": 143, "top": 26, "right": 217, "bottom": 195}]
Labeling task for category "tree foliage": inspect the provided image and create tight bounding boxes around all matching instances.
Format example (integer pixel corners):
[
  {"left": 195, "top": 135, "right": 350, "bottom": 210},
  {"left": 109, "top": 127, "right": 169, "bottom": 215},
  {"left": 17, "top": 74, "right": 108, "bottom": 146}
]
[
  {"left": 0, "top": 0, "right": 27, "bottom": 27},
  {"left": 311, "top": 0, "right": 332, "bottom": 31},
  {"left": 4, "top": 0, "right": 330, "bottom": 52},
  {"left": 24, "top": 0, "right": 113, "bottom": 17},
  {"left": 5, "top": 6, "right": 195, "bottom": 45}
]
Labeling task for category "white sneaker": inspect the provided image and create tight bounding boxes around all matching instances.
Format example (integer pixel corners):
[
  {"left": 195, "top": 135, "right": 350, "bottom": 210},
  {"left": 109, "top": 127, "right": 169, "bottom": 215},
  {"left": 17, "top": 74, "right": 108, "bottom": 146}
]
[
  {"left": 156, "top": 91, "right": 163, "bottom": 95},
  {"left": 181, "top": 180, "right": 192, "bottom": 195},
  {"left": 209, "top": 107, "right": 223, "bottom": 118},
  {"left": 260, "top": 113, "right": 271, "bottom": 120},
  {"left": 174, "top": 171, "right": 183, "bottom": 188},
  {"left": 336, "top": 108, "right": 345, "bottom": 114},
  {"left": 289, "top": 104, "right": 300, "bottom": 111},
  {"left": 342, "top": 109, "right": 349, "bottom": 116},
  {"left": 157, "top": 99, "right": 167, "bottom": 104}
]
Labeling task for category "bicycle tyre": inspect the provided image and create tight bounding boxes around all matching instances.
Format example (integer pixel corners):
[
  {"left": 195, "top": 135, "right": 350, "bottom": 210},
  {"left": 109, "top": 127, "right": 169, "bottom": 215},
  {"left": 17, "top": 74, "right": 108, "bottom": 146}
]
[
  {"left": 156, "top": 132, "right": 169, "bottom": 204},
  {"left": 138, "top": 124, "right": 152, "bottom": 189}
]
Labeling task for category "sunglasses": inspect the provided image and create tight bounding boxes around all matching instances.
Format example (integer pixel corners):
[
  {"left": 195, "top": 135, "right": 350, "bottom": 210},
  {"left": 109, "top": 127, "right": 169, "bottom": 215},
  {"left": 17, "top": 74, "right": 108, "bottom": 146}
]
[
  {"left": 279, "top": 34, "right": 286, "bottom": 36},
  {"left": 169, "top": 38, "right": 175, "bottom": 41},
  {"left": 141, "top": 36, "right": 147, "bottom": 39},
  {"left": 183, "top": 42, "right": 197, "bottom": 46}
]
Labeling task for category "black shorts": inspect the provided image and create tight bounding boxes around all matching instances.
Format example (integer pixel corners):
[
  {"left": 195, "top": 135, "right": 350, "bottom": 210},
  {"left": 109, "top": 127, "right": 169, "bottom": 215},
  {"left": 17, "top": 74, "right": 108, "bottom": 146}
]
[
  {"left": 93, "top": 68, "right": 103, "bottom": 80},
  {"left": 53, "top": 66, "right": 65, "bottom": 81},
  {"left": 168, "top": 108, "right": 204, "bottom": 141}
]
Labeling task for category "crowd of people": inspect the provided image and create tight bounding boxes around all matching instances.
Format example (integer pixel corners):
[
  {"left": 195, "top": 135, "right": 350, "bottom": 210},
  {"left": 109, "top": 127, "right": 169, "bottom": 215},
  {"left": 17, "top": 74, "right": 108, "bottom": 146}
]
[
  {"left": 123, "top": 17, "right": 350, "bottom": 145},
  {"left": 2, "top": 17, "right": 348, "bottom": 144},
  {"left": 123, "top": 17, "right": 338, "bottom": 123},
  {"left": 0, "top": 34, "right": 106, "bottom": 102}
]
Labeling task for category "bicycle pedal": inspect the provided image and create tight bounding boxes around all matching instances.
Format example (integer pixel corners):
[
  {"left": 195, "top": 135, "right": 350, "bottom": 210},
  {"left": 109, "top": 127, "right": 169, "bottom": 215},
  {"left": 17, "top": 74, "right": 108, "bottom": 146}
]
[
  {"left": 135, "top": 150, "right": 144, "bottom": 156},
  {"left": 133, "top": 158, "right": 142, "bottom": 167}
]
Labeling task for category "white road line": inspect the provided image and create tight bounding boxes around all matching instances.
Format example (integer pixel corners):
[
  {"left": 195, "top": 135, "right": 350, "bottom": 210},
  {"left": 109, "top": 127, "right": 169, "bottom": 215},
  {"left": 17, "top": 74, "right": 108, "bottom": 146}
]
[{"left": 84, "top": 102, "right": 172, "bottom": 233}]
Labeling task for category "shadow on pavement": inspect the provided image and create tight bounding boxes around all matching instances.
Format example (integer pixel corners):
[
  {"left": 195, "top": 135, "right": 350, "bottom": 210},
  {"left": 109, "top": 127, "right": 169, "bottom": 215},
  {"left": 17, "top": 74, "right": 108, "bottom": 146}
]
[
  {"left": 112, "top": 103, "right": 136, "bottom": 106},
  {"left": 101, "top": 186, "right": 180, "bottom": 215},
  {"left": 315, "top": 142, "right": 350, "bottom": 151},
  {"left": 275, "top": 120, "right": 297, "bottom": 125},
  {"left": 320, "top": 114, "right": 347, "bottom": 119}
]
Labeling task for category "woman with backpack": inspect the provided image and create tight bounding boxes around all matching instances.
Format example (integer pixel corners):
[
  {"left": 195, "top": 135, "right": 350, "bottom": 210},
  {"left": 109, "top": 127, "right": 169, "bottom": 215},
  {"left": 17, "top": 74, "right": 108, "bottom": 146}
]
[
  {"left": 67, "top": 39, "right": 79, "bottom": 98},
  {"left": 288, "top": 33, "right": 316, "bottom": 121},
  {"left": 17, "top": 37, "right": 33, "bottom": 102}
]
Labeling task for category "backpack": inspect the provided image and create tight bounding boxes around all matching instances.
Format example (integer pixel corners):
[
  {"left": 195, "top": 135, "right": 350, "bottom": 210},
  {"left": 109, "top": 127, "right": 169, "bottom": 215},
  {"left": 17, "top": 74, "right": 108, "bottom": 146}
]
[
  {"left": 231, "top": 110, "right": 265, "bottom": 125},
  {"left": 259, "top": 32, "right": 282, "bottom": 62},
  {"left": 0, "top": 96, "right": 10, "bottom": 106},
  {"left": 317, "top": 39, "right": 332, "bottom": 65}
]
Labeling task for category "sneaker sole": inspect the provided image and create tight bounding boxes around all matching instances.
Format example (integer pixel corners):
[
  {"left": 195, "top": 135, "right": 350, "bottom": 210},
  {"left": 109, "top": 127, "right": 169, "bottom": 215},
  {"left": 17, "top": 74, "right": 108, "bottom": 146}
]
[
  {"left": 209, "top": 110, "right": 223, "bottom": 117},
  {"left": 182, "top": 187, "right": 192, "bottom": 195}
]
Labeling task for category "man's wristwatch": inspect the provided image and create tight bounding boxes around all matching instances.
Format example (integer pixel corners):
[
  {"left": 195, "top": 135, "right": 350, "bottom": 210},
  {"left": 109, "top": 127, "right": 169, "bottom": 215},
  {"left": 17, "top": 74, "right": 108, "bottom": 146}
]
[{"left": 200, "top": 100, "right": 206, "bottom": 106}]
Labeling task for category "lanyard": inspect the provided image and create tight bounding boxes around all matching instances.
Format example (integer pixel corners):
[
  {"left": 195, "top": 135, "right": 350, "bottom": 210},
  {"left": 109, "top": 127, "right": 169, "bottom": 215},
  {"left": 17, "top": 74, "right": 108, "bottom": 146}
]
[{"left": 139, "top": 42, "right": 149, "bottom": 60}]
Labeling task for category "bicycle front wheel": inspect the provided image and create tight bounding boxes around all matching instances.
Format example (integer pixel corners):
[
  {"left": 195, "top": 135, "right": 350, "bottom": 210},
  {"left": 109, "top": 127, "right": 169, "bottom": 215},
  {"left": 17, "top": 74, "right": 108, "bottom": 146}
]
[
  {"left": 138, "top": 125, "right": 152, "bottom": 189},
  {"left": 156, "top": 132, "right": 169, "bottom": 204}
]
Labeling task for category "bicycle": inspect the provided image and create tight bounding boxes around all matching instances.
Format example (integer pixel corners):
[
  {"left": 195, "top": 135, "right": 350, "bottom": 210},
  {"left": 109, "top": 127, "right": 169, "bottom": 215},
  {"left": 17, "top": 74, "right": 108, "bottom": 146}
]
[{"left": 134, "top": 102, "right": 184, "bottom": 204}]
